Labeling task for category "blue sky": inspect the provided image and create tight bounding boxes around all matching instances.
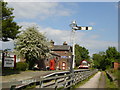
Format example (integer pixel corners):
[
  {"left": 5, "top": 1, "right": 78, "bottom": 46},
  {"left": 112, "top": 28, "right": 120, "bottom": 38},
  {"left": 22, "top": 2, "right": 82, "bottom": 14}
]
[{"left": 1, "top": 1, "right": 119, "bottom": 56}]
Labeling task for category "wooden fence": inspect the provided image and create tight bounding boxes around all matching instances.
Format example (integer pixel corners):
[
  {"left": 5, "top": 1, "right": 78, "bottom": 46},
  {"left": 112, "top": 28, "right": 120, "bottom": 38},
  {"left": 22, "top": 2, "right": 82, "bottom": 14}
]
[{"left": 10, "top": 69, "right": 98, "bottom": 89}]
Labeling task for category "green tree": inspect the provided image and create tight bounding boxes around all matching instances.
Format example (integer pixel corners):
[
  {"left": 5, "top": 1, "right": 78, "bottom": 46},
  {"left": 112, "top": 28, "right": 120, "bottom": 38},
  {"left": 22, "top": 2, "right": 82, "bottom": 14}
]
[
  {"left": 2, "top": 1, "right": 21, "bottom": 41},
  {"left": 92, "top": 53, "right": 103, "bottom": 69},
  {"left": 106, "top": 47, "right": 118, "bottom": 60},
  {"left": 75, "top": 44, "right": 90, "bottom": 66},
  {"left": 14, "top": 26, "right": 49, "bottom": 69},
  {"left": 105, "top": 47, "right": 120, "bottom": 69},
  {"left": 92, "top": 52, "right": 107, "bottom": 70},
  {"left": 93, "top": 47, "right": 120, "bottom": 70}
]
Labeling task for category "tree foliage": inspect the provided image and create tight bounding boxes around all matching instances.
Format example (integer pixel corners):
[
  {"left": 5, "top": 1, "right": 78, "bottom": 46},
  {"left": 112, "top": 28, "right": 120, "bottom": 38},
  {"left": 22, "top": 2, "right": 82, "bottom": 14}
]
[
  {"left": 2, "top": 1, "right": 21, "bottom": 41},
  {"left": 92, "top": 47, "right": 120, "bottom": 70},
  {"left": 14, "top": 26, "right": 49, "bottom": 69},
  {"left": 92, "top": 52, "right": 107, "bottom": 70},
  {"left": 106, "top": 47, "right": 118, "bottom": 59},
  {"left": 75, "top": 44, "right": 90, "bottom": 66}
]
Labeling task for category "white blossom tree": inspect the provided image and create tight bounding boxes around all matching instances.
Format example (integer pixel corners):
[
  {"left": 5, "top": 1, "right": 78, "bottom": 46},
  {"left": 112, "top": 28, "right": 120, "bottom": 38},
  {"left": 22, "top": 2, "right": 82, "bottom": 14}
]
[{"left": 14, "top": 26, "right": 49, "bottom": 69}]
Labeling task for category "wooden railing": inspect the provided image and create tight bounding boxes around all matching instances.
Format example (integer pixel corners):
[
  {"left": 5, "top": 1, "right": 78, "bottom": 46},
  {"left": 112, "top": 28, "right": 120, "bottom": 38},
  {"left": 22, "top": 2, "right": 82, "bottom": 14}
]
[{"left": 10, "top": 69, "right": 98, "bottom": 89}]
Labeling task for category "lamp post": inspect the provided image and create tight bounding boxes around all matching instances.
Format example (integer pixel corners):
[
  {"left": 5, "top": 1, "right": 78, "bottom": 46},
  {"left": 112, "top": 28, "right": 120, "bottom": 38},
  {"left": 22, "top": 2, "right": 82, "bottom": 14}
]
[{"left": 69, "top": 20, "right": 92, "bottom": 72}]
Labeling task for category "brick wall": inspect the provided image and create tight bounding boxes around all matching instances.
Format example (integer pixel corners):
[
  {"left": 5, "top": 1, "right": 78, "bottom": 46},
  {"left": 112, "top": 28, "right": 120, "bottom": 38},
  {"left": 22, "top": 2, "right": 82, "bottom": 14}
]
[
  {"left": 53, "top": 50, "right": 71, "bottom": 70},
  {"left": 114, "top": 62, "right": 120, "bottom": 70}
]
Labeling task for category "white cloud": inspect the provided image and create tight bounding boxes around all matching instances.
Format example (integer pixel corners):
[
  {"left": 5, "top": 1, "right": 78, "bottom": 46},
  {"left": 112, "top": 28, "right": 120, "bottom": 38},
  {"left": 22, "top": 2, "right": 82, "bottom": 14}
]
[
  {"left": 89, "top": 22, "right": 96, "bottom": 25},
  {"left": 18, "top": 22, "right": 86, "bottom": 45},
  {"left": 19, "top": 22, "right": 118, "bottom": 50},
  {"left": 0, "top": 40, "right": 14, "bottom": 50},
  {"left": 1, "top": 21, "right": 117, "bottom": 56},
  {"left": 18, "top": 22, "right": 39, "bottom": 30},
  {"left": 7, "top": 2, "right": 72, "bottom": 20},
  {"left": 81, "top": 39, "right": 117, "bottom": 50},
  {"left": 89, "top": 35, "right": 99, "bottom": 39}
]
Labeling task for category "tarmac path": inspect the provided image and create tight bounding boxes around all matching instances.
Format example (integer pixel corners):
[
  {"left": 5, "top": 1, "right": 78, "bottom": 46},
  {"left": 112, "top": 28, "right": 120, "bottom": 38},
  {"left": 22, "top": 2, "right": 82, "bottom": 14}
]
[{"left": 79, "top": 71, "right": 102, "bottom": 88}]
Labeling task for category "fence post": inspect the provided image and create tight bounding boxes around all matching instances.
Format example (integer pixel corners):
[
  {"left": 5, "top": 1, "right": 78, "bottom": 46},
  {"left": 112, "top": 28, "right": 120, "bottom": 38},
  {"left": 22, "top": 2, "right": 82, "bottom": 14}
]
[
  {"left": 86, "top": 71, "right": 89, "bottom": 78},
  {"left": 39, "top": 76, "right": 43, "bottom": 88},
  {"left": 83, "top": 71, "right": 86, "bottom": 80},
  {"left": 64, "top": 74, "right": 67, "bottom": 88},
  {"left": 78, "top": 72, "right": 81, "bottom": 82},
  {"left": 82, "top": 71, "right": 84, "bottom": 80},
  {"left": 76, "top": 72, "right": 79, "bottom": 84},
  {"left": 72, "top": 73, "right": 75, "bottom": 85},
  {"left": 75, "top": 73, "right": 78, "bottom": 83},
  {"left": 55, "top": 75, "right": 58, "bottom": 90}
]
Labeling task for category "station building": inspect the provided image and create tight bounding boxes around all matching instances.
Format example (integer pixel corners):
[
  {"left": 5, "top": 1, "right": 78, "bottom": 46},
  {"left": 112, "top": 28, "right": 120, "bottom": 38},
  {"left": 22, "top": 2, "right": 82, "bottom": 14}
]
[{"left": 47, "top": 40, "right": 72, "bottom": 70}]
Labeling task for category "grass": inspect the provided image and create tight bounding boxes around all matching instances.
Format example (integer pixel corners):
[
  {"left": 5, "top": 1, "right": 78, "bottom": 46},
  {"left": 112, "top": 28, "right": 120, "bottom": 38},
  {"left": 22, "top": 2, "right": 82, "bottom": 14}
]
[
  {"left": 105, "top": 71, "right": 117, "bottom": 88},
  {"left": 108, "top": 69, "right": 119, "bottom": 78},
  {"left": 107, "top": 69, "right": 120, "bottom": 88}
]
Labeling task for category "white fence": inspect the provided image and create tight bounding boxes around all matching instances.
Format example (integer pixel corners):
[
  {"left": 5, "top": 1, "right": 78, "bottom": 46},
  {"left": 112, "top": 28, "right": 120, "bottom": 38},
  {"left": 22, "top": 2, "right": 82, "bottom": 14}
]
[{"left": 9, "top": 69, "right": 98, "bottom": 89}]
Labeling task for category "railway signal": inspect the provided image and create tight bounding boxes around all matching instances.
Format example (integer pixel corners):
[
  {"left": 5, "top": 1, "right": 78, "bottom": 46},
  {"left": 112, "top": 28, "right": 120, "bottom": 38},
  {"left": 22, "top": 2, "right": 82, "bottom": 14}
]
[
  {"left": 72, "top": 26, "right": 92, "bottom": 30},
  {"left": 70, "top": 20, "right": 93, "bottom": 69}
]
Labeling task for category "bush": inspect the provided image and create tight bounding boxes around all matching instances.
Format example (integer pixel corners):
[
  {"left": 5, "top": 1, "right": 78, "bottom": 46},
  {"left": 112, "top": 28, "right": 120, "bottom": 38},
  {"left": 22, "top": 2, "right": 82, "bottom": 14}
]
[{"left": 16, "top": 62, "right": 29, "bottom": 71}]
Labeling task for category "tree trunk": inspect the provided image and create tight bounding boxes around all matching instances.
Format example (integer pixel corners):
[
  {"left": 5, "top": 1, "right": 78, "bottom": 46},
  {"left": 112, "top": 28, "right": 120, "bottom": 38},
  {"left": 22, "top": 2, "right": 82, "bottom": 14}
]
[{"left": 38, "top": 59, "right": 46, "bottom": 71}]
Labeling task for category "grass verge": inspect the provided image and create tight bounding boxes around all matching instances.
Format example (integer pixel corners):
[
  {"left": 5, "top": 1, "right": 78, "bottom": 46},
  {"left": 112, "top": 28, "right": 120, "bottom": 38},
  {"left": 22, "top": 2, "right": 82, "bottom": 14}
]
[{"left": 105, "top": 71, "right": 117, "bottom": 88}]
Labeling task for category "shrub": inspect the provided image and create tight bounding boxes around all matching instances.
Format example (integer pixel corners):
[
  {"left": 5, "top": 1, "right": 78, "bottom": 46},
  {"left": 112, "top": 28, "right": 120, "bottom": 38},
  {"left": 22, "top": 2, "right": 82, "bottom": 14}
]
[
  {"left": 118, "top": 67, "right": 120, "bottom": 70},
  {"left": 16, "top": 62, "right": 29, "bottom": 71}
]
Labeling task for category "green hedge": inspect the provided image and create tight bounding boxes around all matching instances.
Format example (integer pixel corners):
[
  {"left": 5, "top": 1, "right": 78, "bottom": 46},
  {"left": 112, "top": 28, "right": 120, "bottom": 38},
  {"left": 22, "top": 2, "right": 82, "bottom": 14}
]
[{"left": 16, "top": 62, "right": 29, "bottom": 71}]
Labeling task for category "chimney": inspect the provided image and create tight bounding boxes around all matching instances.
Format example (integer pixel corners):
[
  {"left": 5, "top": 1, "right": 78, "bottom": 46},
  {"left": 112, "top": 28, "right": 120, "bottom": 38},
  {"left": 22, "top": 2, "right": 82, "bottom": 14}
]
[
  {"left": 50, "top": 40, "right": 54, "bottom": 47},
  {"left": 63, "top": 41, "right": 67, "bottom": 45}
]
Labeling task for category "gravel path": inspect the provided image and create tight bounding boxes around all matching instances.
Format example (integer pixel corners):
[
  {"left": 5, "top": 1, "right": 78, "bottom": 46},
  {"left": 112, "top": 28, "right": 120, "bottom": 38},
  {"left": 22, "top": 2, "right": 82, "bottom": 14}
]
[{"left": 79, "top": 71, "right": 101, "bottom": 88}]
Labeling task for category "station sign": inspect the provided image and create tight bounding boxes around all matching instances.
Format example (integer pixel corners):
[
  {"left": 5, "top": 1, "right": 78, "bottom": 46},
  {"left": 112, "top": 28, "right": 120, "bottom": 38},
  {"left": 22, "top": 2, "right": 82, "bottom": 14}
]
[
  {"left": 3, "top": 52, "right": 16, "bottom": 68},
  {"left": 61, "top": 56, "right": 68, "bottom": 58},
  {"left": 4, "top": 57, "right": 15, "bottom": 67}
]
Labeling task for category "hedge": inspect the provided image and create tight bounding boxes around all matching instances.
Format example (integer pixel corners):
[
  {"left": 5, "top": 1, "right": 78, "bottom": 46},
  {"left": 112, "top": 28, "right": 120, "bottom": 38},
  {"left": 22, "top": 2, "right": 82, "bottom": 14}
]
[{"left": 16, "top": 62, "right": 29, "bottom": 71}]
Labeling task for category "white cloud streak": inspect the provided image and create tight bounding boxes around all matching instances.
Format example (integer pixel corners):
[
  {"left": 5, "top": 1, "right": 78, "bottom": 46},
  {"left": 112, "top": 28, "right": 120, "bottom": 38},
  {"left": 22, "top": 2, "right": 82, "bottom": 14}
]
[
  {"left": 19, "top": 22, "right": 118, "bottom": 53},
  {"left": 88, "top": 22, "right": 96, "bottom": 26},
  {"left": 7, "top": 2, "right": 72, "bottom": 20}
]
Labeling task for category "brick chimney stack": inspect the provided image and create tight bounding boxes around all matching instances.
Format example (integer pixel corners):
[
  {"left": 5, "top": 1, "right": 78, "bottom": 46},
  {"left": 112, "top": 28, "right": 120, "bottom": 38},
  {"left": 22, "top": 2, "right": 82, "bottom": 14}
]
[
  {"left": 63, "top": 41, "right": 67, "bottom": 45},
  {"left": 50, "top": 40, "right": 54, "bottom": 47}
]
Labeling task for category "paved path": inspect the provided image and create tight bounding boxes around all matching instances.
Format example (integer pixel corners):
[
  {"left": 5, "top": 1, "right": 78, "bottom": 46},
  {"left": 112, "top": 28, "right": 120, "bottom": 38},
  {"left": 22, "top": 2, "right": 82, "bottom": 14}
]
[
  {"left": 1, "top": 71, "right": 56, "bottom": 88},
  {"left": 79, "top": 71, "right": 101, "bottom": 88},
  {"left": 2, "top": 71, "right": 55, "bottom": 82},
  {"left": 98, "top": 71, "right": 106, "bottom": 88}
]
